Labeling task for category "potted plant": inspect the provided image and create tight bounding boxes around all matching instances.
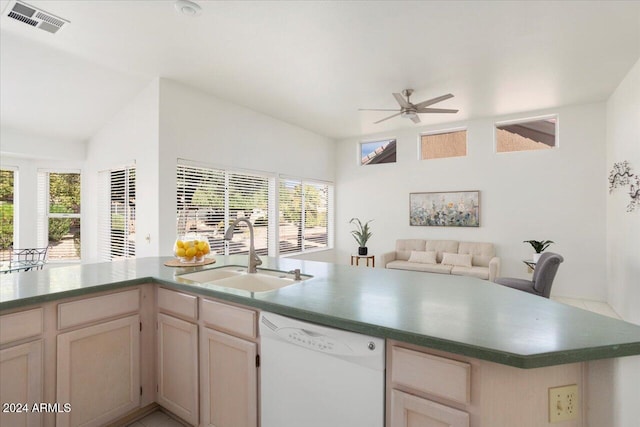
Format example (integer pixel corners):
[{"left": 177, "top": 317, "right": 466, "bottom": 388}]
[
  {"left": 523, "top": 240, "right": 554, "bottom": 263},
  {"left": 350, "top": 218, "right": 373, "bottom": 256}
]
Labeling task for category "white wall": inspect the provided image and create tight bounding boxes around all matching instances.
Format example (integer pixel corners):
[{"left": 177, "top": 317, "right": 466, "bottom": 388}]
[
  {"left": 155, "top": 79, "right": 336, "bottom": 258},
  {"left": 84, "top": 79, "right": 161, "bottom": 262},
  {"left": 335, "top": 103, "right": 607, "bottom": 300},
  {"left": 603, "top": 58, "right": 640, "bottom": 427}
]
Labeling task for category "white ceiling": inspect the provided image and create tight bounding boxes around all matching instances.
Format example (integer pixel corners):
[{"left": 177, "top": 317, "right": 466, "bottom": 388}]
[{"left": 1, "top": 0, "right": 638, "bottom": 142}]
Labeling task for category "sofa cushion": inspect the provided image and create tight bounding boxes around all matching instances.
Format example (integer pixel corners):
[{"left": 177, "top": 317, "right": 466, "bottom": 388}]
[
  {"left": 387, "top": 260, "right": 453, "bottom": 274},
  {"left": 425, "top": 240, "right": 459, "bottom": 263},
  {"left": 451, "top": 266, "right": 490, "bottom": 280},
  {"left": 395, "top": 239, "right": 427, "bottom": 261},
  {"left": 441, "top": 252, "right": 473, "bottom": 268},
  {"left": 458, "top": 242, "right": 495, "bottom": 267},
  {"left": 407, "top": 250, "right": 437, "bottom": 264}
]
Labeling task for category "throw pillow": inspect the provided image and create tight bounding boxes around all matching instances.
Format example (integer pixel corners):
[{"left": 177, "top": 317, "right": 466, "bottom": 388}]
[
  {"left": 441, "top": 252, "right": 473, "bottom": 268},
  {"left": 408, "top": 250, "right": 437, "bottom": 264}
]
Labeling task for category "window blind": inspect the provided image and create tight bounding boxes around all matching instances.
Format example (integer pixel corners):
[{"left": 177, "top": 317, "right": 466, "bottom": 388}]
[
  {"left": 278, "top": 178, "right": 332, "bottom": 254},
  {"left": 98, "top": 166, "right": 136, "bottom": 261},
  {"left": 176, "top": 163, "right": 273, "bottom": 256}
]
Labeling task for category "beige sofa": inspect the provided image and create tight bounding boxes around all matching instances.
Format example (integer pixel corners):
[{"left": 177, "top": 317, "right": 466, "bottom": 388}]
[{"left": 380, "top": 239, "right": 500, "bottom": 281}]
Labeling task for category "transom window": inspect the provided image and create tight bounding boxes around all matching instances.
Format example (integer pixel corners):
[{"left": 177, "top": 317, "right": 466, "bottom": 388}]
[
  {"left": 420, "top": 129, "right": 467, "bottom": 160},
  {"left": 496, "top": 116, "right": 557, "bottom": 152}
]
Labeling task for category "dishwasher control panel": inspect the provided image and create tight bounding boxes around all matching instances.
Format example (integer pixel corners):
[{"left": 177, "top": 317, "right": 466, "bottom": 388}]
[{"left": 277, "top": 327, "right": 352, "bottom": 354}]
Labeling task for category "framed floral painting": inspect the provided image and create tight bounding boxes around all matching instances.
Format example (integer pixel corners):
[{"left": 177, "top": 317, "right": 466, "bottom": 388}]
[{"left": 409, "top": 191, "right": 480, "bottom": 227}]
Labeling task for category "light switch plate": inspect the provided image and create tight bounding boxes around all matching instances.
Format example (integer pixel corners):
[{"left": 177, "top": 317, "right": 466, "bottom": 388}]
[{"left": 549, "top": 384, "right": 579, "bottom": 422}]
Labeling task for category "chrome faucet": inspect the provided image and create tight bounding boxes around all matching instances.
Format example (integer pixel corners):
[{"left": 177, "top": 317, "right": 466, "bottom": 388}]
[{"left": 224, "top": 218, "right": 262, "bottom": 273}]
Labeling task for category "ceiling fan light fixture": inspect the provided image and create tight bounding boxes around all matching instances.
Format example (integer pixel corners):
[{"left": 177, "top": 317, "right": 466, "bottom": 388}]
[
  {"left": 174, "top": 0, "right": 202, "bottom": 17},
  {"left": 401, "top": 111, "right": 417, "bottom": 119}
]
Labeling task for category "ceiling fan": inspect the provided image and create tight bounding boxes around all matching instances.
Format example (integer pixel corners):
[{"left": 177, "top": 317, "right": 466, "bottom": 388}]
[{"left": 359, "top": 89, "right": 459, "bottom": 124}]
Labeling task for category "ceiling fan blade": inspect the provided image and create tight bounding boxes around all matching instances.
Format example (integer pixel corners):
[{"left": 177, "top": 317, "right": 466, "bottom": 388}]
[
  {"left": 410, "top": 115, "right": 421, "bottom": 124},
  {"left": 414, "top": 93, "right": 454, "bottom": 109},
  {"left": 393, "top": 93, "right": 411, "bottom": 108},
  {"left": 358, "top": 108, "right": 401, "bottom": 111},
  {"left": 416, "top": 108, "right": 459, "bottom": 114},
  {"left": 374, "top": 112, "right": 402, "bottom": 124}
]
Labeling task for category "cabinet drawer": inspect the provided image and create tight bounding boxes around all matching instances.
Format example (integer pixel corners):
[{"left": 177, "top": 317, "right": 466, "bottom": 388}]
[
  {"left": 158, "top": 288, "right": 197, "bottom": 321},
  {"left": 58, "top": 289, "right": 140, "bottom": 330},
  {"left": 391, "top": 346, "right": 471, "bottom": 405},
  {"left": 0, "top": 308, "right": 43, "bottom": 345},
  {"left": 391, "top": 389, "right": 469, "bottom": 427},
  {"left": 200, "top": 299, "right": 257, "bottom": 339}
]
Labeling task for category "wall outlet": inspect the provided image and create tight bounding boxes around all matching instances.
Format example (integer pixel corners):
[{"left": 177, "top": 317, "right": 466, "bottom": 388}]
[{"left": 549, "top": 384, "right": 579, "bottom": 423}]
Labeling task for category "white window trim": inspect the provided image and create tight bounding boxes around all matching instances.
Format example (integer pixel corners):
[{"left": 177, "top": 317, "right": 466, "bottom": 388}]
[
  {"left": 277, "top": 175, "right": 334, "bottom": 256},
  {"left": 418, "top": 127, "right": 468, "bottom": 161},
  {"left": 37, "top": 169, "right": 81, "bottom": 263},
  {"left": 494, "top": 114, "right": 559, "bottom": 153}
]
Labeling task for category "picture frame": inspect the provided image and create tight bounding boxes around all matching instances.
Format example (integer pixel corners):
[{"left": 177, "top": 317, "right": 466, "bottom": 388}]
[{"left": 409, "top": 191, "right": 480, "bottom": 227}]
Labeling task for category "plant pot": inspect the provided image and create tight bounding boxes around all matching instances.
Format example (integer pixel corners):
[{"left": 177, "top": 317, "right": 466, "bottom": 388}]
[
  {"left": 533, "top": 253, "right": 542, "bottom": 263},
  {"left": 358, "top": 247, "right": 368, "bottom": 256}
]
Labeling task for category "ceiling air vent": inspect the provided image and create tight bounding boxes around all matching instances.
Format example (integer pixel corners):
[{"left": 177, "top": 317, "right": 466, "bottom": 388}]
[{"left": 5, "top": 1, "right": 69, "bottom": 34}]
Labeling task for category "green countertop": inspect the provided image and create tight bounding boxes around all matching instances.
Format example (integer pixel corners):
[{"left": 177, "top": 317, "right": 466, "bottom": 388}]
[{"left": 2, "top": 256, "right": 640, "bottom": 369}]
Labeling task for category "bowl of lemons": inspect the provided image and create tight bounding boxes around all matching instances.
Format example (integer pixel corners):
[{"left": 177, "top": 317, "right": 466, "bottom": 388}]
[{"left": 174, "top": 235, "right": 211, "bottom": 263}]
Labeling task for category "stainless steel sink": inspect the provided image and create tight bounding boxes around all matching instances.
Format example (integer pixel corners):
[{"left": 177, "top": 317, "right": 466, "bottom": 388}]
[{"left": 176, "top": 266, "right": 311, "bottom": 293}]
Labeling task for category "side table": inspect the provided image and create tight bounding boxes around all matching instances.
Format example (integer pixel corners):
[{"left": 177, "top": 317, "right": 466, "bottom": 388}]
[{"left": 351, "top": 254, "right": 375, "bottom": 268}]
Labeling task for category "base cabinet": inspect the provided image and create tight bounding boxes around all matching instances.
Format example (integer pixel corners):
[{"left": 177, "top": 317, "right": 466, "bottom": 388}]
[
  {"left": 200, "top": 327, "right": 258, "bottom": 427},
  {"left": 391, "top": 389, "right": 469, "bottom": 427},
  {"left": 0, "top": 340, "right": 43, "bottom": 427},
  {"left": 156, "top": 313, "right": 199, "bottom": 426},
  {"left": 56, "top": 315, "right": 140, "bottom": 427}
]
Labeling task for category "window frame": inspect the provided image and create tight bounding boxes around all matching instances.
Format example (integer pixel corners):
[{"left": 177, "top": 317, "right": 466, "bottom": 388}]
[
  {"left": 0, "top": 166, "right": 17, "bottom": 262},
  {"left": 277, "top": 176, "right": 333, "bottom": 256},
  {"left": 418, "top": 127, "right": 468, "bottom": 160},
  {"left": 98, "top": 164, "right": 136, "bottom": 261},
  {"left": 494, "top": 114, "right": 559, "bottom": 154},
  {"left": 359, "top": 138, "right": 397, "bottom": 166},
  {"left": 37, "top": 169, "right": 82, "bottom": 263}
]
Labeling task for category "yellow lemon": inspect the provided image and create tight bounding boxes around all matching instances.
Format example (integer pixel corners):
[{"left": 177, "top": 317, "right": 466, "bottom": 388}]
[
  {"left": 176, "top": 248, "right": 186, "bottom": 257},
  {"left": 203, "top": 246, "right": 210, "bottom": 255},
  {"left": 197, "top": 241, "right": 207, "bottom": 251},
  {"left": 176, "top": 240, "right": 185, "bottom": 248},
  {"left": 185, "top": 247, "right": 196, "bottom": 258}
]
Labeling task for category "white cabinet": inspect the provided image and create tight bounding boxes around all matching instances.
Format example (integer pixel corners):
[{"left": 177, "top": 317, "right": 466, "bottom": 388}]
[
  {"left": 56, "top": 315, "right": 140, "bottom": 427},
  {"left": 0, "top": 340, "right": 43, "bottom": 427},
  {"left": 200, "top": 327, "right": 257, "bottom": 427},
  {"left": 199, "top": 297, "right": 258, "bottom": 427},
  {"left": 156, "top": 312, "right": 199, "bottom": 426}
]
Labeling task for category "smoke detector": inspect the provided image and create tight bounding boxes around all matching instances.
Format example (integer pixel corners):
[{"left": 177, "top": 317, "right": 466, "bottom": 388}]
[
  {"left": 4, "top": 1, "right": 69, "bottom": 34},
  {"left": 174, "top": 0, "right": 202, "bottom": 17}
]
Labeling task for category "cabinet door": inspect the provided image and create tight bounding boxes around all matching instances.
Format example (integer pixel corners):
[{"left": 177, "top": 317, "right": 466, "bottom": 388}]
[
  {"left": 56, "top": 315, "right": 140, "bottom": 427},
  {"left": 200, "top": 327, "right": 257, "bottom": 427},
  {"left": 391, "top": 389, "right": 469, "bottom": 427},
  {"left": 0, "top": 340, "right": 43, "bottom": 427},
  {"left": 156, "top": 313, "right": 198, "bottom": 426}
]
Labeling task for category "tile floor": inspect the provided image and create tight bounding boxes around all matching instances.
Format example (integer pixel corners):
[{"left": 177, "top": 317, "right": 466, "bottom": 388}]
[
  {"left": 551, "top": 296, "right": 621, "bottom": 319},
  {"left": 129, "top": 298, "right": 620, "bottom": 427},
  {"left": 127, "top": 410, "right": 187, "bottom": 427}
]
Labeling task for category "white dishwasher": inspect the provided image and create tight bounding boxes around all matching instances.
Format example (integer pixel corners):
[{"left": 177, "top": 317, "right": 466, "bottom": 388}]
[{"left": 259, "top": 312, "right": 385, "bottom": 427}]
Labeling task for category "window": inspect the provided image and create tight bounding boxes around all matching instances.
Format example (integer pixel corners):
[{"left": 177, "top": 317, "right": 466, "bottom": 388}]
[
  {"left": 98, "top": 166, "right": 136, "bottom": 261},
  {"left": 360, "top": 139, "right": 397, "bottom": 165},
  {"left": 37, "top": 171, "right": 81, "bottom": 261},
  {"left": 279, "top": 178, "right": 331, "bottom": 254},
  {"left": 420, "top": 129, "right": 467, "bottom": 159},
  {"left": 0, "top": 168, "right": 16, "bottom": 262},
  {"left": 177, "top": 163, "right": 272, "bottom": 256},
  {"left": 496, "top": 117, "right": 557, "bottom": 153}
]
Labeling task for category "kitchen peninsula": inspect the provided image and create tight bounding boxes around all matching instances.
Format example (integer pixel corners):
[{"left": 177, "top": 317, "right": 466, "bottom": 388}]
[{"left": 2, "top": 256, "right": 640, "bottom": 427}]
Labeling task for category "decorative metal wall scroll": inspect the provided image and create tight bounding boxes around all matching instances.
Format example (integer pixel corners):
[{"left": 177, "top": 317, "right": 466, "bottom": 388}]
[{"left": 608, "top": 161, "right": 639, "bottom": 212}]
